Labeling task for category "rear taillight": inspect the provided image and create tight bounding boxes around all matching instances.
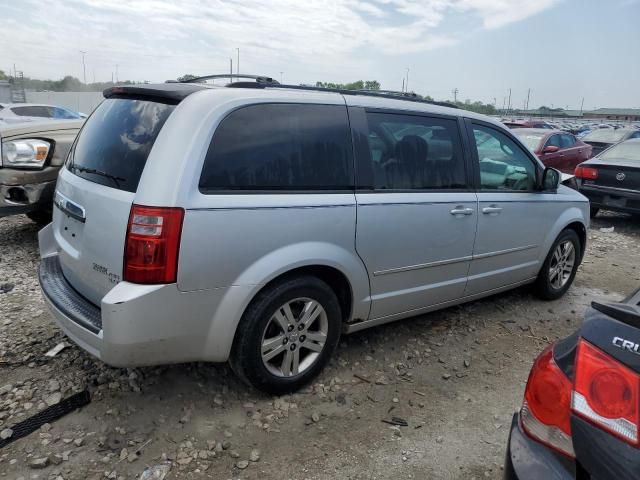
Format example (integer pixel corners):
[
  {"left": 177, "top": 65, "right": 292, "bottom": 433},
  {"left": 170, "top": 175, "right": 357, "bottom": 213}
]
[
  {"left": 572, "top": 339, "right": 639, "bottom": 446},
  {"left": 575, "top": 166, "right": 599, "bottom": 180},
  {"left": 521, "top": 346, "right": 575, "bottom": 457},
  {"left": 124, "top": 205, "right": 184, "bottom": 284}
]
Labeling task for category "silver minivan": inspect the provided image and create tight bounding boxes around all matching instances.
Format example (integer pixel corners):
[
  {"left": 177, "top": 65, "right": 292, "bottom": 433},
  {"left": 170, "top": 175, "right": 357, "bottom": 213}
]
[{"left": 39, "top": 78, "right": 589, "bottom": 393}]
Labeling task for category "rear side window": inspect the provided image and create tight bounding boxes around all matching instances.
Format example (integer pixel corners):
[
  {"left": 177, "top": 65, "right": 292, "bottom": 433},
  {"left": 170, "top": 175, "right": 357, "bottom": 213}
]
[
  {"left": 199, "top": 104, "right": 353, "bottom": 191},
  {"left": 11, "top": 105, "right": 52, "bottom": 117},
  {"left": 68, "top": 98, "right": 174, "bottom": 193},
  {"left": 362, "top": 112, "right": 466, "bottom": 190},
  {"left": 560, "top": 134, "right": 575, "bottom": 148}
]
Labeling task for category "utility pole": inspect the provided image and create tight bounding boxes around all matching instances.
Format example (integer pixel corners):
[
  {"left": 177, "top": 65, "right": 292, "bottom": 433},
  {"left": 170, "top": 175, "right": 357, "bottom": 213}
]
[
  {"left": 236, "top": 48, "right": 240, "bottom": 75},
  {"left": 405, "top": 68, "right": 409, "bottom": 92},
  {"left": 507, "top": 88, "right": 512, "bottom": 114},
  {"left": 115, "top": 64, "right": 119, "bottom": 84},
  {"left": 502, "top": 97, "right": 506, "bottom": 115},
  {"left": 580, "top": 97, "right": 585, "bottom": 116},
  {"left": 525, "top": 88, "right": 531, "bottom": 111},
  {"left": 79, "top": 51, "right": 87, "bottom": 84},
  {"left": 229, "top": 58, "right": 233, "bottom": 84},
  {"left": 452, "top": 88, "right": 459, "bottom": 103},
  {"left": 401, "top": 78, "right": 405, "bottom": 93}
]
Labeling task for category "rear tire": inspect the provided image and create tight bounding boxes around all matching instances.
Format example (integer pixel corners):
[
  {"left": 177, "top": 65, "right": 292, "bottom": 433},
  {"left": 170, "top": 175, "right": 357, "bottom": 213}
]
[
  {"left": 229, "top": 275, "right": 341, "bottom": 394},
  {"left": 589, "top": 206, "right": 600, "bottom": 219},
  {"left": 534, "top": 229, "right": 581, "bottom": 301},
  {"left": 26, "top": 209, "right": 52, "bottom": 225}
]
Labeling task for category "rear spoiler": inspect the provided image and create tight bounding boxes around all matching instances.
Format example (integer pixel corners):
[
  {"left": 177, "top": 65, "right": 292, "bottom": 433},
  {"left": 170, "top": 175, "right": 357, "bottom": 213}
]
[
  {"left": 592, "top": 287, "right": 640, "bottom": 329},
  {"left": 103, "top": 84, "right": 207, "bottom": 104}
]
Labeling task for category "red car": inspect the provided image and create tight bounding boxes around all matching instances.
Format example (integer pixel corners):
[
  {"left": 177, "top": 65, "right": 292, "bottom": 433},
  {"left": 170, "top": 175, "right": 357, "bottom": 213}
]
[{"left": 513, "top": 128, "right": 592, "bottom": 174}]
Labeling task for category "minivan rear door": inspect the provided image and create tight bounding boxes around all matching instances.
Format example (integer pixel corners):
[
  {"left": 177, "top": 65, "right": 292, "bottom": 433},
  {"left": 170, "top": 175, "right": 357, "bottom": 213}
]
[
  {"left": 53, "top": 97, "right": 176, "bottom": 305},
  {"left": 350, "top": 107, "right": 477, "bottom": 320}
]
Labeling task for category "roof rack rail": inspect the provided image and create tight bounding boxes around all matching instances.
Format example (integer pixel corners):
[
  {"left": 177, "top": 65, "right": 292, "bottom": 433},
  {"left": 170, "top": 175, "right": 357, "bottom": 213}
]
[
  {"left": 178, "top": 74, "right": 280, "bottom": 84},
  {"left": 238, "top": 83, "right": 458, "bottom": 109}
]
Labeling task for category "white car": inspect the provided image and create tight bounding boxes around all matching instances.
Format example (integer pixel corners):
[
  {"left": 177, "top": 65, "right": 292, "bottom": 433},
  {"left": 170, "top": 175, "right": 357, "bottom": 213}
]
[{"left": 0, "top": 103, "right": 86, "bottom": 124}]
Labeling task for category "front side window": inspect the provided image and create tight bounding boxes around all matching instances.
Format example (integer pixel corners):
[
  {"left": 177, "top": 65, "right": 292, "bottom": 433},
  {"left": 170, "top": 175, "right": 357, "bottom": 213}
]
[
  {"left": 362, "top": 112, "right": 466, "bottom": 190},
  {"left": 200, "top": 104, "right": 353, "bottom": 191},
  {"left": 472, "top": 125, "right": 537, "bottom": 191},
  {"left": 545, "top": 134, "right": 562, "bottom": 148}
]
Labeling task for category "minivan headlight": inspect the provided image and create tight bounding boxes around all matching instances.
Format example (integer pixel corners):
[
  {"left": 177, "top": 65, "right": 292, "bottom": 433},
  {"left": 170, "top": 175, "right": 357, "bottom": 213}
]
[{"left": 1, "top": 139, "right": 51, "bottom": 169}]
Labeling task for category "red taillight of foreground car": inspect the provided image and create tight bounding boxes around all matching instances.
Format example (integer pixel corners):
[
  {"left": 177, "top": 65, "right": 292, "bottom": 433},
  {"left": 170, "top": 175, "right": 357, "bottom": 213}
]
[
  {"left": 123, "top": 205, "right": 184, "bottom": 284},
  {"left": 521, "top": 346, "right": 575, "bottom": 457},
  {"left": 572, "top": 339, "right": 639, "bottom": 446},
  {"left": 575, "top": 166, "right": 599, "bottom": 180}
]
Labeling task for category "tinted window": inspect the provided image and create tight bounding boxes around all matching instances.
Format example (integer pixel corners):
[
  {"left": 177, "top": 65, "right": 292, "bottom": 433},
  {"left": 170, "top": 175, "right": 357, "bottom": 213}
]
[
  {"left": 11, "top": 105, "right": 52, "bottom": 117},
  {"left": 472, "top": 125, "right": 537, "bottom": 191},
  {"left": 200, "top": 104, "right": 353, "bottom": 191},
  {"left": 560, "top": 134, "right": 575, "bottom": 148},
  {"left": 362, "top": 112, "right": 466, "bottom": 190},
  {"left": 68, "top": 98, "right": 174, "bottom": 193}
]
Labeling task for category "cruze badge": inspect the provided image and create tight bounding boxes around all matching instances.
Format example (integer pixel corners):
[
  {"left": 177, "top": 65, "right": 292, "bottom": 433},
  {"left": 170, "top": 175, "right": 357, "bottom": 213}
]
[{"left": 613, "top": 336, "right": 640, "bottom": 355}]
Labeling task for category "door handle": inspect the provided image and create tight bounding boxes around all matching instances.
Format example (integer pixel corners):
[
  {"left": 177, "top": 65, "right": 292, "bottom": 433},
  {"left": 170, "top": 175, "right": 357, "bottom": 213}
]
[
  {"left": 482, "top": 205, "right": 503, "bottom": 215},
  {"left": 450, "top": 206, "right": 474, "bottom": 216}
]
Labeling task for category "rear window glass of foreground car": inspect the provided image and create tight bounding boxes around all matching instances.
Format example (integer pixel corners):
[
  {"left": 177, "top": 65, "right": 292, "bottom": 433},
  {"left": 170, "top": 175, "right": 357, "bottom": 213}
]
[
  {"left": 68, "top": 98, "right": 175, "bottom": 193},
  {"left": 199, "top": 103, "right": 353, "bottom": 191},
  {"left": 599, "top": 141, "right": 640, "bottom": 163}
]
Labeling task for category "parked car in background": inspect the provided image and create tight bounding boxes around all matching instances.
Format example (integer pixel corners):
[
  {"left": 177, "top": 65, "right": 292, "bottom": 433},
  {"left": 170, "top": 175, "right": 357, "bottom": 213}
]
[
  {"left": 0, "top": 103, "right": 86, "bottom": 124},
  {"left": 504, "top": 287, "right": 640, "bottom": 479},
  {"left": 513, "top": 129, "right": 592, "bottom": 174},
  {"left": 503, "top": 120, "right": 554, "bottom": 129},
  {"left": 575, "top": 138, "right": 640, "bottom": 218},
  {"left": 582, "top": 128, "right": 640, "bottom": 157},
  {"left": 1, "top": 119, "right": 83, "bottom": 223},
  {"left": 38, "top": 79, "right": 588, "bottom": 394}
]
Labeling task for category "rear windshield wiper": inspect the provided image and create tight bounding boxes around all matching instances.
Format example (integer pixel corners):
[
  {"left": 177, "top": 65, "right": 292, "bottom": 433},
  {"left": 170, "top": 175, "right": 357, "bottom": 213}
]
[{"left": 70, "top": 165, "right": 125, "bottom": 188}]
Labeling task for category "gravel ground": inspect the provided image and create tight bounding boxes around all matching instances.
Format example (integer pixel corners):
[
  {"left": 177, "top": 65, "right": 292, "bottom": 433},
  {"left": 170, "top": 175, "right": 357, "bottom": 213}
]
[{"left": 0, "top": 212, "right": 639, "bottom": 480}]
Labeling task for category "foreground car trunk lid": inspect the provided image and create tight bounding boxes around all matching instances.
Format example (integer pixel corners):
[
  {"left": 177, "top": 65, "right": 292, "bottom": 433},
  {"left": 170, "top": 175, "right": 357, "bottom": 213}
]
[
  {"left": 585, "top": 159, "right": 640, "bottom": 191},
  {"left": 54, "top": 169, "right": 134, "bottom": 305}
]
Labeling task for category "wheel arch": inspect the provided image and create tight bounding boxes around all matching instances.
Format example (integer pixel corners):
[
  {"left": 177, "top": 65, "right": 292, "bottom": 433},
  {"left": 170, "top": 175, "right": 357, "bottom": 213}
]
[{"left": 202, "top": 242, "right": 370, "bottom": 362}]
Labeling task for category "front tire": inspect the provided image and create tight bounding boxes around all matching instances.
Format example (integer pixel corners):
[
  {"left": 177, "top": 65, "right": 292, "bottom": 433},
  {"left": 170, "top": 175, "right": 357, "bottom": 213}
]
[
  {"left": 230, "top": 275, "right": 341, "bottom": 394},
  {"left": 534, "top": 229, "right": 581, "bottom": 300}
]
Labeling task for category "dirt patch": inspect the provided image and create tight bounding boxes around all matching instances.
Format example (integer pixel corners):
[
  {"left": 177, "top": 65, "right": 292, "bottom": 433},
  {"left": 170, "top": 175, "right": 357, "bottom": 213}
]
[{"left": 0, "top": 212, "right": 638, "bottom": 479}]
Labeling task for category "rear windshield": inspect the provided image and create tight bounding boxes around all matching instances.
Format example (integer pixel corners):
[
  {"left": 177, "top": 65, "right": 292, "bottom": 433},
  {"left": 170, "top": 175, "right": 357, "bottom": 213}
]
[
  {"left": 599, "top": 141, "right": 640, "bottom": 163},
  {"left": 68, "top": 98, "right": 174, "bottom": 192},
  {"left": 582, "top": 129, "right": 627, "bottom": 144}
]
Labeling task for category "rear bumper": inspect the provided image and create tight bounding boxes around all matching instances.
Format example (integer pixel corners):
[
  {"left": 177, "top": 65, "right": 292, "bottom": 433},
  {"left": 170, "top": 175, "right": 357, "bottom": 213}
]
[
  {"left": 504, "top": 414, "right": 575, "bottom": 480},
  {"left": 579, "top": 184, "right": 640, "bottom": 214},
  {"left": 38, "top": 233, "right": 242, "bottom": 366}
]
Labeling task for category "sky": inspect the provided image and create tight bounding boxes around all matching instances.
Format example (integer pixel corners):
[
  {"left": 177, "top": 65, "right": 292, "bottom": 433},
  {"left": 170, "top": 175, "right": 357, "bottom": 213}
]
[{"left": 0, "top": 0, "right": 638, "bottom": 109}]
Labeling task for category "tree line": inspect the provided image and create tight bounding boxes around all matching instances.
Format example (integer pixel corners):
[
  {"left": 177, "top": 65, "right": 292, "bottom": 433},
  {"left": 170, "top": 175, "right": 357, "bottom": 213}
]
[{"left": 0, "top": 71, "right": 498, "bottom": 115}]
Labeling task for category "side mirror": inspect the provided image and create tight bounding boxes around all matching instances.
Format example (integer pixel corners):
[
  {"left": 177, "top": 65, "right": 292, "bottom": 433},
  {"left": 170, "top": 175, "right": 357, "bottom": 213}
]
[
  {"left": 543, "top": 145, "right": 560, "bottom": 154},
  {"left": 541, "top": 167, "right": 561, "bottom": 191}
]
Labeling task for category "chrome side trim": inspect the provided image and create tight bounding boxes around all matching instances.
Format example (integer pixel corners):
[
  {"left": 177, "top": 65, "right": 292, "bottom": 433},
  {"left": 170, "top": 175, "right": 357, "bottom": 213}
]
[
  {"left": 188, "top": 204, "right": 353, "bottom": 212},
  {"left": 344, "top": 277, "right": 537, "bottom": 334},
  {"left": 373, "top": 255, "right": 473, "bottom": 276},
  {"left": 473, "top": 244, "right": 538, "bottom": 260},
  {"left": 372, "top": 244, "right": 537, "bottom": 277},
  {"left": 54, "top": 190, "right": 86, "bottom": 223}
]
